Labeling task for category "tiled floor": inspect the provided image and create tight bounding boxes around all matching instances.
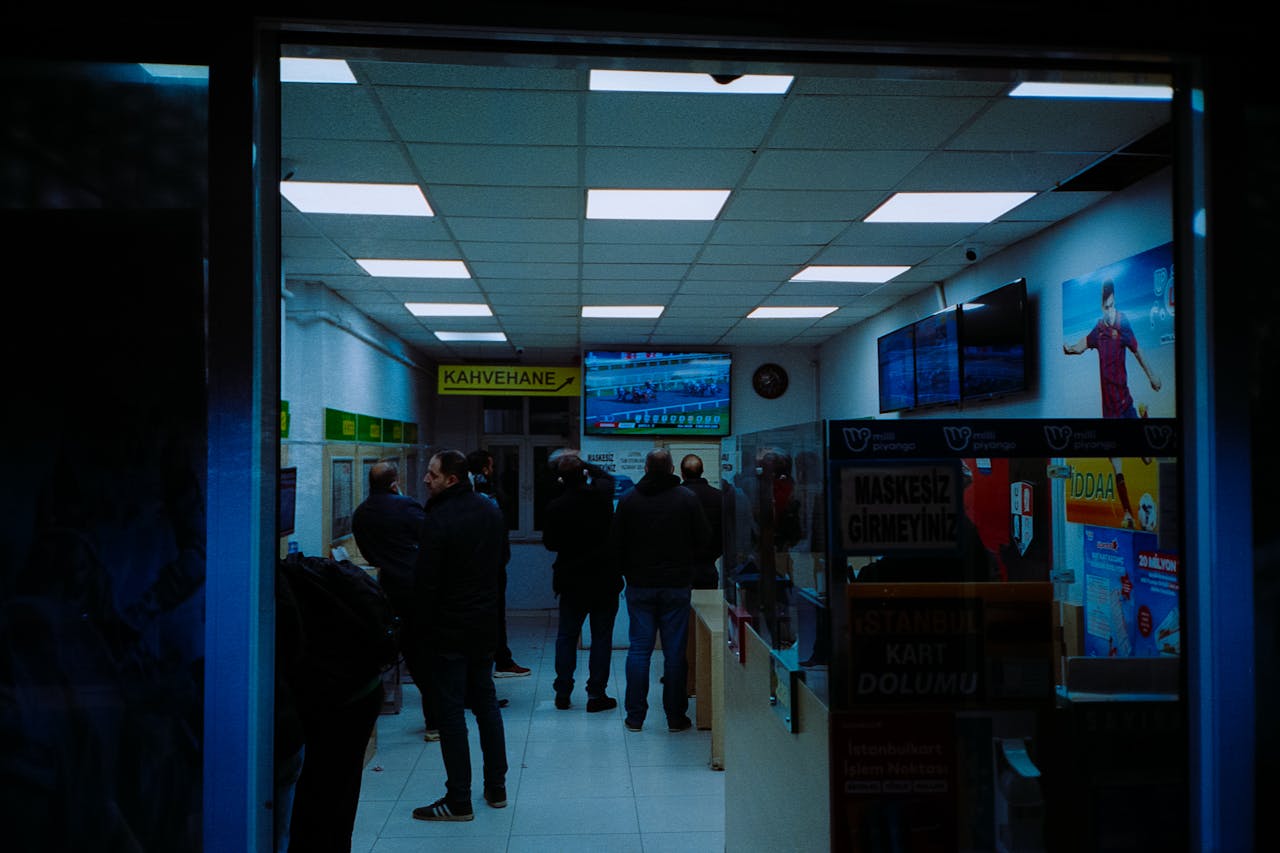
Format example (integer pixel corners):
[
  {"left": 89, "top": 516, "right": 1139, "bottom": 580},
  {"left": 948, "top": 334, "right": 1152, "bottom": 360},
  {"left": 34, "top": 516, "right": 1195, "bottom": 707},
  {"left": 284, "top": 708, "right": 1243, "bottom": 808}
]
[{"left": 352, "top": 609, "right": 726, "bottom": 853}]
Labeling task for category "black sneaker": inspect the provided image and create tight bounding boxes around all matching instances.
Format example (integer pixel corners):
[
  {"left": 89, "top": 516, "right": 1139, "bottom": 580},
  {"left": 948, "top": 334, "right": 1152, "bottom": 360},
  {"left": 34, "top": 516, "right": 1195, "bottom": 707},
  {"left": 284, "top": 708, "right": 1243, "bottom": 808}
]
[
  {"left": 483, "top": 785, "right": 507, "bottom": 808},
  {"left": 625, "top": 718, "right": 643, "bottom": 732},
  {"left": 554, "top": 694, "right": 571, "bottom": 710},
  {"left": 412, "top": 796, "right": 474, "bottom": 821},
  {"left": 668, "top": 716, "right": 693, "bottom": 732},
  {"left": 586, "top": 696, "right": 617, "bottom": 713}
]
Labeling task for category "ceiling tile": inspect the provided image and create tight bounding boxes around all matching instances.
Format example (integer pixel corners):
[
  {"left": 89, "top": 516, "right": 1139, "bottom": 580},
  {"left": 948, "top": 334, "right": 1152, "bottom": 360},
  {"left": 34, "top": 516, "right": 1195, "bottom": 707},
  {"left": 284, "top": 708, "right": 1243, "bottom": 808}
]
[
  {"left": 709, "top": 220, "right": 845, "bottom": 245},
  {"left": 949, "top": 98, "right": 1171, "bottom": 153},
  {"left": 585, "top": 147, "right": 754, "bottom": 187},
  {"left": 584, "top": 221, "right": 714, "bottom": 244},
  {"left": 379, "top": 88, "right": 580, "bottom": 145},
  {"left": 746, "top": 150, "right": 928, "bottom": 190},
  {"left": 361, "top": 62, "right": 579, "bottom": 90},
  {"left": 427, "top": 185, "right": 581, "bottom": 218},
  {"left": 896, "top": 151, "right": 1100, "bottom": 192},
  {"left": 449, "top": 218, "right": 579, "bottom": 243},
  {"left": 583, "top": 244, "right": 700, "bottom": 264},
  {"left": 723, "top": 190, "right": 884, "bottom": 221},
  {"left": 585, "top": 92, "right": 783, "bottom": 148},
  {"left": 280, "top": 139, "right": 416, "bottom": 182},
  {"left": 770, "top": 95, "right": 989, "bottom": 149},
  {"left": 406, "top": 143, "right": 578, "bottom": 186},
  {"left": 281, "top": 84, "right": 390, "bottom": 140}
]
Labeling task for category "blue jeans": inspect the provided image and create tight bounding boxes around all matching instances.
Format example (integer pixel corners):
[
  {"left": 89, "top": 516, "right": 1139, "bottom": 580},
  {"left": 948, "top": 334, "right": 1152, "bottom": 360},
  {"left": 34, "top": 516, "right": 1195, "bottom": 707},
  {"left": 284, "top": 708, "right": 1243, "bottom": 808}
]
[
  {"left": 554, "top": 589, "right": 619, "bottom": 699},
  {"left": 624, "top": 585, "right": 691, "bottom": 725},
  {"left": 430, "top": 652, "right": 507, "bottom": 805}
]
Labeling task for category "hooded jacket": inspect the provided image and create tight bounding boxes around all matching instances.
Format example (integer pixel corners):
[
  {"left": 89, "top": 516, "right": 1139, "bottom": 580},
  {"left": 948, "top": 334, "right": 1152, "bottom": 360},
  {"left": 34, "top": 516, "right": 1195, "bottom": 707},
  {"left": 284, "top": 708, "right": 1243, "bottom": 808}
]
[{"left": 611, "top": 471, "right": 710, "bottom": 588}]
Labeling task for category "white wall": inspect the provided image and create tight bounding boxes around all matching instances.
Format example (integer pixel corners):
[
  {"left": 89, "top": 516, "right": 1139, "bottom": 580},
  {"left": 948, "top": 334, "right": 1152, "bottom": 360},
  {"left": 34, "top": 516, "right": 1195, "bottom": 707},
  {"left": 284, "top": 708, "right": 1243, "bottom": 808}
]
[
  {"left": 281, "top": 281, "right": 435, "bottom": 555},
  {"left": 818, "top": 168, "right": 1173, "bottom": 421}
]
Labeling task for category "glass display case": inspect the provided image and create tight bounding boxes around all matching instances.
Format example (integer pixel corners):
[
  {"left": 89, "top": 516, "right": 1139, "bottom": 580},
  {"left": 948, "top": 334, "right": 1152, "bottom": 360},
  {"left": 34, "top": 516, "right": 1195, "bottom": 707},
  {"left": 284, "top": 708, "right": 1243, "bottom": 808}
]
[{"left": 720, "top": 419, "right": 829, "bottom": 704}]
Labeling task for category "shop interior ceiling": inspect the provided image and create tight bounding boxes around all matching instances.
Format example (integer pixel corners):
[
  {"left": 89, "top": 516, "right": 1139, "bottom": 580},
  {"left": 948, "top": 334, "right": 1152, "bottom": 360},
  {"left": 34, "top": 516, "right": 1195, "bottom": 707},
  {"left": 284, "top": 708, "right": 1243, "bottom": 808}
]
[{"left": 280, "top": 47, "right": 1172, "bottom": 364}]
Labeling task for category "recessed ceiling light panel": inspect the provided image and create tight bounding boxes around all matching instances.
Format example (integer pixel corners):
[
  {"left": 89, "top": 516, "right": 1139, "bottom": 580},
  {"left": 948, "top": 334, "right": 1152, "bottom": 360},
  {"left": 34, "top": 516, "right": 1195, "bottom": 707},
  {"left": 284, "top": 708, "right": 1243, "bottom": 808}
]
[
  {"left": 864, "top": 192, "right": 1036, "bottom": 223},
  {"left": 586, "top": 189, "right": 730, "bottom": 221},
  {"left": 1009, "top": 82, "right": 1172, "bottom": 100},
  {"left": 581, "top": 305, "right": 665, "bottom": 318},
  {"left": 790, "top": 266, "right": 910, "bottom": 283},
  {"left": 280, "top": 182, "right": 433, "bottom": 216},
  {"left": 589, "top": 69, "right": 793, "bottom": 94},
  {"left": 280, "top": 57, "right": 357, "bottom": 84},
  {"left": 434, "top": 331, "right": 508, "bottom": 342},
  {"left": 139, "top": 64, "right": 208, "bottom": 80},
  {"left": 405, "top": 303, "right": 492, "bottom": 317},
  {"left": 357, "top": 259, "right": 470, "bottom": 279},
  {"left": 748, "top": 306, "right": 837, "bottom": 319}
]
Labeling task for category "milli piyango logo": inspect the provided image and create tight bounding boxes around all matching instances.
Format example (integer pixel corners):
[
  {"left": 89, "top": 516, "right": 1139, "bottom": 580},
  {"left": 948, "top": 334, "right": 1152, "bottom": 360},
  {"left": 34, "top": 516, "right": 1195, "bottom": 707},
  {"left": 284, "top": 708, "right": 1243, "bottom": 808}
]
[
  {"left": 942, "top": 425, "right": 973, "bottom": 452},
  {"left": 842, "top": 427, "right": 872, "bottom": 453},
  {"left": 1044, "top": 425, "right": 1073, "bottom": 452},
  {"left": 1144, "top": 424, "right": 1174, "bottom": 452}
]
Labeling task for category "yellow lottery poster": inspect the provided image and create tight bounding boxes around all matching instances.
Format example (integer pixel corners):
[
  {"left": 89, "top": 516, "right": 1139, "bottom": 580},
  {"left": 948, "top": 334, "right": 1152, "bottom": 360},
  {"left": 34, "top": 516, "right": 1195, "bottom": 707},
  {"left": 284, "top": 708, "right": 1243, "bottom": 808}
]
[{"left": 1064, "top": 456, "right": 1161, "bottom": 531}]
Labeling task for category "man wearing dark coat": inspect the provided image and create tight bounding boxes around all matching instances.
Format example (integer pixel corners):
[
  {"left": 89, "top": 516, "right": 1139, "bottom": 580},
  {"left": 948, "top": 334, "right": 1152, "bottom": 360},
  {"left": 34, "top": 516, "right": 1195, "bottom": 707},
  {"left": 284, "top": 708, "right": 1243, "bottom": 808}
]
[
  {"left": 611, "top": 448, "right": 710, "bottom": 733},
  {"left": 542, "top": 450, "right": 621, "bottom": 712},
  {"left": 350, "top": 460, "right": 437, "bottom": 737},
  {"left": 410, "top": 450, "right": 508, "bottom": 822},
  {"left": 679, "top": 453, "right": 724, "bottom": 590}
]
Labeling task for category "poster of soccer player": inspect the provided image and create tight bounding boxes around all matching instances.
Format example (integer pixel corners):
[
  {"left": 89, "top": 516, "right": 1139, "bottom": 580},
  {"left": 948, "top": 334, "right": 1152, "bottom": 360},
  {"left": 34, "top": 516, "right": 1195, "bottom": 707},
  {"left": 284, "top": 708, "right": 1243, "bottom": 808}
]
[{"left": 1061, "top": 241, "right": 1176, "bottom": 419}]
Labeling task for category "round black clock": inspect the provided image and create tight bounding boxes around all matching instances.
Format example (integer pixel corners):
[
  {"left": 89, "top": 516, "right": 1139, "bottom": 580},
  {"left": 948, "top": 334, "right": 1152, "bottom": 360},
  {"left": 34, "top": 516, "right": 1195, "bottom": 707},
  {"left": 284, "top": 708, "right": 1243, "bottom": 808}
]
[{"left": 752, "top": 363, "right": 789, "bottom": 399}]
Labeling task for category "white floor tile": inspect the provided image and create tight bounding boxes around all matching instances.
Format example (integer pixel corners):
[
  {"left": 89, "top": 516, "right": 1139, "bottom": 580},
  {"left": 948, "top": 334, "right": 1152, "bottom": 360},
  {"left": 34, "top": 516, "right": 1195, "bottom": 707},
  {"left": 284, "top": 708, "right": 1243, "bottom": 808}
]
[
  {"left": 635, "top": 794, "right": 725, "bottom": 833},
  {"left": 509, "top": 795, "right": 640, "bottom": 836},
  {"left": 508, "top": 834, "right": 644, "bottom": 853},
  {"left": 641, "top": 831, "right": 726, "bottom": 852}
]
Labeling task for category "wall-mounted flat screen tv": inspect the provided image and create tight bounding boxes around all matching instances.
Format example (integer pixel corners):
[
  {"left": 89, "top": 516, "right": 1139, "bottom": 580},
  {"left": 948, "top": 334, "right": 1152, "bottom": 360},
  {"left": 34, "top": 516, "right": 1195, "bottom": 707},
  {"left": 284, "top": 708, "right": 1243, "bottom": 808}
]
[
  {"left": 583, "top": 351, "right": 732, "bottom": 437},
  {"left": 913, "top": 306, "right": 961, "bottom": 407},
  {"left": 877, "top": 324, "right": 916, "bottom": 413},
  {"left": 960, "top": 278, "right": 1029, "bottom": 401}
]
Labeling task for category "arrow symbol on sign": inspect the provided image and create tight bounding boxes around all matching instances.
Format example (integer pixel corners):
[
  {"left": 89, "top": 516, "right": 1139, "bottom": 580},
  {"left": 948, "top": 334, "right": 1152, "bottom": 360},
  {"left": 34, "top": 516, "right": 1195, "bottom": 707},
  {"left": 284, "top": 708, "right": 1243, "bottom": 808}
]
[{"left": 555, "top": 377, "right": 575, "bottom": 392}]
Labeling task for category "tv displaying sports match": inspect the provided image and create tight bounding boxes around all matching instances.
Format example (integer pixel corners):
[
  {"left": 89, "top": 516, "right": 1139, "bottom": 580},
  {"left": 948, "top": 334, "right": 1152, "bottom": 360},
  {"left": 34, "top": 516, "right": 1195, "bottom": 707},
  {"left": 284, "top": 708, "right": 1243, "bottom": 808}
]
[{"left": 583, "top": 351, "right": 732, "bottom": 437}]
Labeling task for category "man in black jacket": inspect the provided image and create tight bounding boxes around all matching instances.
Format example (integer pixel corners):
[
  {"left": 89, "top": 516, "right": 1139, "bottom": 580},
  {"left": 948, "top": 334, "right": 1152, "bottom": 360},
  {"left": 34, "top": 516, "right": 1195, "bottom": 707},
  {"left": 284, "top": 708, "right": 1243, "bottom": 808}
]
[
  {"left": 410, "top": 450, "right": 508, "bottom": 822},
  {"left": 542, "top": 450, "right": 621, "bottom": 712},
  {"left": 612, "top": 448, "right": 710, "bottom": 732},
  {"left": 679, "top": 453, "right": 723, "bottom": 590},
  {"left": 351, "top": 460, "right": 437, "bottom": 738}
]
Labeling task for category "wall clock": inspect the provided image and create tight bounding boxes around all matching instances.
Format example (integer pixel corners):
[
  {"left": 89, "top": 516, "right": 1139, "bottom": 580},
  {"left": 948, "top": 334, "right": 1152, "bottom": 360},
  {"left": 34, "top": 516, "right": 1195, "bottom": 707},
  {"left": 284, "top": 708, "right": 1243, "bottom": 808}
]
[{"left": 751, "top": 363, "right": 789, "bottom": 399}]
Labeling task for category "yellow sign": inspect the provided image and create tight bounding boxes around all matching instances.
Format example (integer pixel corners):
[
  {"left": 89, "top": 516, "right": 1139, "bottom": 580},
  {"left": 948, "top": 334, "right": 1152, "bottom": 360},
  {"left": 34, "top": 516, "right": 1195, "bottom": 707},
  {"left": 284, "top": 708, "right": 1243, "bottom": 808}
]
[
  {"left": 437, "top": 364, "right": 580, "bottom": 397},
  {"left": 1064, "top": 457, "right": 1161, "bottom": 531}
]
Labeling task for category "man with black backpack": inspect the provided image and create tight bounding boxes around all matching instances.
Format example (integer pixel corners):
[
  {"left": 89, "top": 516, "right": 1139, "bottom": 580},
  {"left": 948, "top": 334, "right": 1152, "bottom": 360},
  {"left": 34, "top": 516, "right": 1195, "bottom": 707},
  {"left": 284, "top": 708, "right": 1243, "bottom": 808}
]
[
  {"left": 279, "top": 550, "right": 398, "bottom": 852},
  {"left": 411, "top": 449, "right": 509, "bottom": 822}
]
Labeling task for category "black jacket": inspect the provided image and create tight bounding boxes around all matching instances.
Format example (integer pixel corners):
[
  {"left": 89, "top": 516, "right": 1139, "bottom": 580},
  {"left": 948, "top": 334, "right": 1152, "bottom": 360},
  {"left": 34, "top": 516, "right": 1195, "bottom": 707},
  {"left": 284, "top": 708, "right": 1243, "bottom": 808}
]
[
  {"left": 543, "top": 463, "right": 622, "bottom": 597},
  {"left": 681, "top": 476, "right": 724, "bottom": 588},
  {"left": 351, "top": 489, "right": 424, "bottom": 605},
  {"left": 612, "top": 472, "right": 710, "bottom": 588},
  {"left": 415, "top": 481, "right": 509, "bottom": 658}
]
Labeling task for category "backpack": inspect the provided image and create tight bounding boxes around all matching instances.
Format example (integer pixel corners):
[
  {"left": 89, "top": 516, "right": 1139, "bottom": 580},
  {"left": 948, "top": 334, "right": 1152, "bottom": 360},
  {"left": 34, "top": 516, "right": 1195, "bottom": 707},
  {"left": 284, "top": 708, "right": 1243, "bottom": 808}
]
[{"left": 279, "top": 552, "right": 401, "bottom": 707}]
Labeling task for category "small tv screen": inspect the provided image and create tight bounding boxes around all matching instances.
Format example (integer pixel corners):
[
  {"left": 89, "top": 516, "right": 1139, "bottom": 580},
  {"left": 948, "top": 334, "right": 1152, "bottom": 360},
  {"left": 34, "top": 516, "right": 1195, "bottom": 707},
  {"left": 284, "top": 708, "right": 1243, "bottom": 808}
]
[
  {"left": 583, "top": 351, "right": 731, "bottom": 437},
  {"left": 877, "top": 325, "right": 916, "bottom": 413},
  {"left": 913, "top": 306, "right": 960, "bottom": 407},
  {"left": 961, "top": 278, "right": 1028, "bottom": 401},
  {"left": 278, "top": 466, "right": 298, "bottom": 537}
]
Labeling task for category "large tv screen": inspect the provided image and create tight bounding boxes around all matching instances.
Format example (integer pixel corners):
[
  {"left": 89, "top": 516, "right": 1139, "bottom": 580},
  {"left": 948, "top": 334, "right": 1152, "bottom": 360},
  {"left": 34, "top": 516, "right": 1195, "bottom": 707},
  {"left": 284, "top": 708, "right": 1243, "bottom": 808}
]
[
  {"left": 913, "top": 306, "right": 960, "bottom": 407},
  {"left": 961, "top": 278, "right": 1028, "bottom": 401},
  {"left": 877, "top": 324, "right": 916, "bottom": 413},
  {"left": 583, "top": 351, "right": 732, "bottom": 437}
]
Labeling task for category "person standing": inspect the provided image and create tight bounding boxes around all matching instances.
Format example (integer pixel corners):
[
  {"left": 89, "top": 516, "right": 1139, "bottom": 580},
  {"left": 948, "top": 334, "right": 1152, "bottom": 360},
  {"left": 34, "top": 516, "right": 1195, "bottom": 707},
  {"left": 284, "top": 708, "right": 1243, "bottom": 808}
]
[
  {"left": 612, "top": 448, "right": 710, "bottom": 733},
  {"left": 350, "top": 460, "right": 439, "bottom": 739},
  {"left": 467, "top": 449, "right": 531, "bottom": 678},
  {"left": 542, "top": 450, "right": 621, "bottom": 712},
  {"left": 679, "top": 453, "right": 723, "bottom": 590},
  {"left": 411, "top": 450, "right": 508, "bottom": 822}
]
